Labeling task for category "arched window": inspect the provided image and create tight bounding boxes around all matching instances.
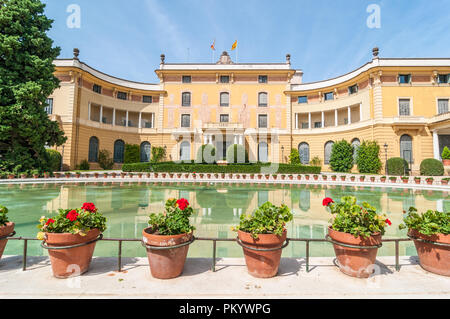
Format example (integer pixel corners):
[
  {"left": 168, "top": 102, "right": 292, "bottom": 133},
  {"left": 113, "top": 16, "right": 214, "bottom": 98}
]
[
  {"left": 258, "top": 92, "right": 268, "bottom": 107},
  {"left": 180, "top": 141, "right": 190, "bottom": 162},
  {"left": 113, "top": 140, "right": 125, "bottom": 163},
  {"left": 258, "top": 142, "right": 268, "bottom": 163},
  {"left": 400, "top": 134, "right": 413, "bottom": 164},
  {"left": 88, "top": 136, "right": 99, "bottom": 162},
  {"left": 182, "top": 92, "right": 191, "bottom": 107},
  {"left": 298, "top": 142, "right": 310, "bottom": 165},
  {"left": 220, "top": 92, "right": 229, "bottom": 107},
  {"left": 324, "top": 141, "right": 334, "bottom": 165},
  {"left": 140, "top": 142, "right": 151, "bottom": 162},
  {"left": 351, "top": 138, "right": 361, "bottom": 163}
]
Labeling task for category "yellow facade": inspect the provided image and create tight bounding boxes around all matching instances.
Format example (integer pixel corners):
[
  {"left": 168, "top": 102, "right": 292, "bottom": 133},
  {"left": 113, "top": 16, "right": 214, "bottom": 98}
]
[{"left": 48, "top": 49, "right": 450, "bottom": 173}]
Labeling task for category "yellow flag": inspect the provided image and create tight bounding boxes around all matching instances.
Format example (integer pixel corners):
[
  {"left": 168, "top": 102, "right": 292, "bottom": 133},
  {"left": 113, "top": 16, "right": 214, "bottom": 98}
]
[{"left": 231, "top": 40, "right": 237, "bottom": 51}]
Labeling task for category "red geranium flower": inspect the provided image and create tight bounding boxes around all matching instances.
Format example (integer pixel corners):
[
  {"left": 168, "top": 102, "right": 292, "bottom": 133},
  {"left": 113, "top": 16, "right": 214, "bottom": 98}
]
[
  {"left": 46, "top": 218, "right": 55, "bottom": 226},
  {"left": 82, "top": 202, "right": 97, "bottom": 213},
  {"left": 322, "top": 198, "right": 334, "bottom": 207},
  {"left": 385, "top": 219, "right": 392, "bottom": 226},
  {"left": 176, "top": 198, "right": 189, "bottom": 211},
  {"left": 66, "top": 210, "right": 79, "bottom": 222}
]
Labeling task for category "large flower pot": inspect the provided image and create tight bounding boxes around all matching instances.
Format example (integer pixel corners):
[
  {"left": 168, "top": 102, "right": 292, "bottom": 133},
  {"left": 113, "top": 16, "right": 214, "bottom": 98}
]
[
  {"left": 142, "top": 227, "right": 192, "bottom": 279},
  {"left": 0, "top": 222, "right": 15, "bottom": 260},
  {"left": 45, "top": 229, "right": 100, "bottom": 279},
  {"left": 408, "top": 229, "right": 450, "bottom": 276},
  {"left": 237, "top": 230, "right": 287, "bottom": 278},
  {"left": 328, "top": 227, "right": 381, "bottom": 278}
]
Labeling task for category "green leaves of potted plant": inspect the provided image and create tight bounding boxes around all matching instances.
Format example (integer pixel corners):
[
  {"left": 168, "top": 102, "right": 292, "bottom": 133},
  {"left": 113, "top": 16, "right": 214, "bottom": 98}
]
[
  {"left": 414, "top": 177, "right": 421, "bottom": 184},
  {"left": 426, "top": 177, "right": 434, "bottom": 185},
  {"left": 233, "top": 202, "right": 293, "bottom": 278},
  {"left": 331, "top": 175, "right": 336, "bottom": 181},
  {"left": 142, "top": 198, "right": 195, "bottom": 279},
  {"left": 37, "top": 203, "right": 106, "bottom": 278},
  {"left": 399, "top": 208, "right": 449, "bottom": 276},
  {"left": 401, "top": 176, "right": 409, "bottom": 184},
  {"left": 380, "top": 176, "right": 386, "bottom": 182},
  {"left": 0, "top": 205, "right": 14, "bottom": 261},
  {"left": 323, "top": 196, "right": 391, "bottom": 278},
  {"left": 389, "top": 176, "right": 397, "bottom": 183},
  {"left": 441, "top": 178, "right": 449, "bottom": 185}
]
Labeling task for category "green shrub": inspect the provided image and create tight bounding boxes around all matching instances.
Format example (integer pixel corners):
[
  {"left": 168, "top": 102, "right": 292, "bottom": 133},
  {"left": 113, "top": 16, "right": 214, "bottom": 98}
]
[
  {"left": 420, "top": 158, "right": 444, "bottom": 176},
  {"left": 310, "top": 156, "right": 322, "bottom": 167},
  {"left": 45, "top": 149, "right": 62, "bottom": 172},
  {"left": 77, "top": 160, "right": 90, "bottom": 171},
  {"left": 289, "top": 149, "right": 300, "bottom": 164},
  {"left": 329, "top": 140, "right": 353, "bottom": 173},
  {"left": 399, "top": 207, "right": 450, "bottom": 235},
  {"left": 98, "top": 149, "right": 114, "bottom": 170},
  {"left": 442, "top": 147, "right": 450, "bottom": 160},
  {"left": 151, "top": 146, "right": 166, "bottom": 163},
  {"left": 226, "top": 144, "right": 248, "bottom": 163},
  {"left": 124, "top": 144, "right": 140, "bottom": 164},
  {"left": 196, "top": 144, "right": 217, "bottom": 164},
  {"left": 356, "top": 141, "right": 382, "bottom": 174},
  {"left": 387, "top": 157, "right": 408, "bottom": 176}
]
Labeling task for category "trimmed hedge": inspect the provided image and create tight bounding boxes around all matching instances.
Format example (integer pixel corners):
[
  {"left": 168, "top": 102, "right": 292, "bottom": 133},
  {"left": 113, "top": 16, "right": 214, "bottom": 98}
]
[
  {"left": 124, "top": 144, "right": 140, "bottom": 164},
  {"left": 356, "top": 141, "right": 382, "bottom": 174},
  {"left": 420, "top": 158, "right": 444, "bottom": 176},
  {"left": 329, "top": 140, "right": 353, "bottom": 173},
  {"left": 122, "top": 162, "right": 321, "bottom": 174},
  {"left": 387, "top": 157, "right": 408, "bottom": 176}
]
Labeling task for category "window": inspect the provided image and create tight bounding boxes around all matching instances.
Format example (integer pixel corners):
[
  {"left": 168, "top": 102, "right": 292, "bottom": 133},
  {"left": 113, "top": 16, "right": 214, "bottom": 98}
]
[
  {"left": 258, "top": 92, "right": 268, "bottom": 107},
  {"left": 220, "top": 114, "right": 229, "bottom": 123},
  {"left": 93, "top": 84, "right": 102, "bottom": 94},
  {"left": 88, "top": 137, "right": 99, "bottom": 162},
  {"left": 258, "top": 114, "right": 268, "bottom": 128},
  {"left": 438, "top": 99, "right": 449, "bottom": 114},
  {"left": 220, "top": 75, "right": 230, "bottom": 83},
  {"left": 314, "top": 122, "right": 322, "bottom": 128},
  {"left": 324, "top": 92, "right": 334, "bottom": 101},
  {"left": 348, "top": 84, "right": 358, "bottom": 95},
  {"left": 298, "top": 96, "right": 308, "bottom": 104},
  {"left": 220, "top": 92, "right": 229, "bottom": 107},
  {"left": 140, "top": 142, "right": 151, "bottom": 163},
  {"left": 117, "top": 91, "right": 127, "bottom": 100},
  {"left": 143, "top": 96, "right": 153, "bottom": 103},
  {"left": 398, "top": 74, "right": 411, "bottom": 84},
  {"left": 258, "top": 142, "right": 268, "bottom": 163},
  {"left": 400, "top": 134, "right": 413, "bottom": 164},
  {"left": 258, "top": 75, "right": 268, "bottom": 83},
  {"left": 180, "top": 141, "right": 190, "bottom": 162},
  {"left": 113, "top": 140, "right": 125, "bottom": 163},
  {"left": 298, "top": 143, "right": 310, "bottom": 165},
  {"left": 438, "top": 74, "right": 449, "bottom": 84},
  {"left": 181, "top": 114, "right": 190, "bottom": 128},
  {"left": 45, "top": 98, "right": 53, "bottom": 115},
  {"left": 351, "top": 138, "right": 361, "bottom": 163},
  {"left": 324, "top": 141, "right": 334, "bottom": 165},
  {"left": 182, "top": 92, "right": 191, "bottom": 107},
  {"left": 399, "top": 99, "right": 411, "bottom": 116},
  {"left": 182, "top": 76, "right": 191, "bottom": 83},
  {"left": 301, "top": 122, "right": 309, "bottom": 129}
]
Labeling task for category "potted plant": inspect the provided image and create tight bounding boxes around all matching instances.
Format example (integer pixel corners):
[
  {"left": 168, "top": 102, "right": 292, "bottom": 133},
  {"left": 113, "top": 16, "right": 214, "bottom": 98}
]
[
  {"left": 305, "top": 174, "right": 310, "bottom": 180},
  {"left": 350, "top": 176, "right": 355, "bottom": 182},
  {"left": 370, "top": 176, "right": 376, "bottom": 182},
  {"left": 43, "top": 172, "right": 50, "bottom": 178},
  {"left": 65, "top": 172, "right": 71, "bottom": 178},
  {"left": 192, "top": 172, "right": 196, "bottom": 179},
  {"left": 313, "top": 175, "right": 319, "bottom": 181},
  {"left": 323, "top": 196, "right": 391, "bottom": 278},
  {"left": 129, "top": 173, "right": 134, "bottom": 178},
  {"left": 20, "top": 172, "right": 28, "bottom": 179},
  {"left": 94, "top": 172, "right": 99, "bottom": 178},
  {"left": 359, "top": 176, "right": 365, "bottom": 182},
  {"left": 272, "top": 174, "right": 277, "bottom": 180},
  {"left": 441, "top": 178, "right": 449, "bottom": 185},
  {"left": 414, "top": 177, "right": 421, "bottom": 184},
  {"left": 7, "top": 173, "right": 15, "bottom": 180},
  {"left": 265, "top": 174, "right": 270, "bottom": 180},
  {"left": 233, "top": 202, "right": 293, "bottom": 278},
  {"left": 142, "top": 198, "right": 195, "bottom": 279},
  {"left": 389, "top": 176, "right": 397, "bottom": 183},
  {"left": 441, "top": 146, "right": 450, "bottom": 166},
  {"left": 340, "top": 175, "right": 346, "bottom": 181},
  {"left": 111, "top": 172, "right": 117, "bottom": 178},
  {"left": 177, "top": 173, "right": 183, "bottom": 178},
  {"left": 331, "top": 175, "right": 336, "bottom": 181},
  {"left": 120, "top": 172, "right": 127, "bottom": 178},
  {"left": 103, "top": 172, "right": 109, "bottom": 178},
  {"left": 154, "top": 172, "right": 159, "bottom": 178},
  {"left": 0, "top": 205, "right": 14, "bottom": 261},
  {"left": 288, "top": 174, "right": 293, "bottom": 180},
  {"left": 37, "top": 203, "right": 106, "bottom": 278},
  {"left": 161, "top": 173, "right": 167, "bottom": 178},
  {"left": 426, "top": 177, "right": 434, "bottom": 185},
  {"left": 380, "top": 176, "right": 386, "bottom": 183},
  {"left": 297, "top": 175, "right": 302, "bottom": 180},
  {"left": 399, "top": 208, "right": 449, "bottom": 276},
  {"left": 401, "top": 176, "right": 409, "bottom": 184}
]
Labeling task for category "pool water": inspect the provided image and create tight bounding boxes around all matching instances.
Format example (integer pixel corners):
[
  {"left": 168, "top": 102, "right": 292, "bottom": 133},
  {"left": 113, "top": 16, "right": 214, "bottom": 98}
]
[{"left": 1, "top": 182, "right": 448, "bottom": 258}]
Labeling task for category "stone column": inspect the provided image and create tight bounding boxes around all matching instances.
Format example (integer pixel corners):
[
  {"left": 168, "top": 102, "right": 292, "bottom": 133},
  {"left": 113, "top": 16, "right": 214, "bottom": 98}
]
[
  {"left": 321, "top": 111, "right": 324, "bottom": 128},
  {"left": 138, "top": 112, "right": 142, "bottom": 129},
  {"left": 433, "top": 131, "right": 440, "bottom": 160},
  {"left": 335, "top": 109, "right": 338, "bottom": 126},
  {"left": 99, "top": 105, "right": 103, "bottom": 123},
  {"left": 112, "top": 108, "right": 116, "bottom": 126},
  {"left": 295, "top": 113, "right": 298, "bottom": 129},
  {"left": 126, "top": 111, "right": 129, "bottom": 127},
  {"left": 348, "top": 106, "right": 351, "bottom": 125},
  {"left": 308, "top": 112, "right": 312, "bottom": 129}
]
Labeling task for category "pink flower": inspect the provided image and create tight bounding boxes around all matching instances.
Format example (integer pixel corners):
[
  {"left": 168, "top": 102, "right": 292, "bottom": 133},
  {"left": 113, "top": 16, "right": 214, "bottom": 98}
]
[{"left": 322, "top": 198, "right": 334, "bottom": 207}]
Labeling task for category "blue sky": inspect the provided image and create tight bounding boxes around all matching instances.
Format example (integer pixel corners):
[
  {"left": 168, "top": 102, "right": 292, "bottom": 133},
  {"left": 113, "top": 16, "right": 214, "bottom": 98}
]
[{"left": 42, "top": 0, "right": 450, "bottom": 84}]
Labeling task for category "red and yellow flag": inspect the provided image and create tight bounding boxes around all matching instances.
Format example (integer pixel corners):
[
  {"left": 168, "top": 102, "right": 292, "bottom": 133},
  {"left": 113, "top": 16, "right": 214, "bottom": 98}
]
[
  {"left": 210, "top": 40, "right": 215, "bottom": 51},
  {"left": 231, "top": 40, "right": 237, "bottom": 51}
]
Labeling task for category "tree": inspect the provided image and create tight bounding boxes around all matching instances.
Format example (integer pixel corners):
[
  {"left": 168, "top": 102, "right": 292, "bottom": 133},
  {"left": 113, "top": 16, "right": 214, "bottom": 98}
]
[
  {"left": 356, "top": 141, "right": 382, "bottom": 174},
  {"left": 0, "top": 0, "right": 66, "bottom": 173},
  {"left": 151, "top": 146, "right": 166, "bottom": 163},
  {"left": 98, "top": 149, "right": 114, "bottom": 170},
  {"left": 329, "top": 140, "right": 354, "bottom": 172},
  {"left": 124, "top": 144, "right": 140, "bottom": 163},
  {"left": 289, "top": 149, "right": 300, "bottom": 164}
]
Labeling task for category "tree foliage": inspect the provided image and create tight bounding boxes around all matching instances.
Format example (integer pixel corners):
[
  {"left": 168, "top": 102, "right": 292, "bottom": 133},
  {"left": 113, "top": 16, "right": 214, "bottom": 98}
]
[
  {"left": 0, "top": 0, "right": 66, "bottom": 172},
  {"left": 124, "top": 144, "right": 140, "bottom": 164},
  {"left": 98, "top": 149, "right": 114, "bottom": 170},
  {"left": 356, "top": 141, "right": 382, "bottom": 174},
  {"left": 289, "top": 149, "right": 300, "bottom": 164},
  {"left": 329, "top": 140, "right": 353, "bottom": 172}
]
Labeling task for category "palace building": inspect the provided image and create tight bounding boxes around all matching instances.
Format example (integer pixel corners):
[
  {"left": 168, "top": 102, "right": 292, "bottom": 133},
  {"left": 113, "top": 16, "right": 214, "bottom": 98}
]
[{"left": 48, "top": 48, "right": 450, "bottom": 173}]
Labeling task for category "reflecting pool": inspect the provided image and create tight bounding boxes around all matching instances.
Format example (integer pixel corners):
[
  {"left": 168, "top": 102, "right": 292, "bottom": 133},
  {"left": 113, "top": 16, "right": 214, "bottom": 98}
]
[{"left": 1, "top": 182, "right": 448, "bottom": 258}]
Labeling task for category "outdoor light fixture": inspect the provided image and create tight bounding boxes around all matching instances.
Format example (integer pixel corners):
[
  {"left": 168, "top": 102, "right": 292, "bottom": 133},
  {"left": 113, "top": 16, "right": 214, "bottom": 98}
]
[
  {"left": 281, "top": 146, "right": 285, "bottom": 163},
  {"left": 384, "top": 143, "right": 388, "bottom": 175}
]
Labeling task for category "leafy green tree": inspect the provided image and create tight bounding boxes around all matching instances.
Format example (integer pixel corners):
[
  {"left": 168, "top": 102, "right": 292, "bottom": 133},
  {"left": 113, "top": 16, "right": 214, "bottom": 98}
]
[
  {"left": 151, "top": 146, "right": 166, "bottom": 163},
  {"left": 124, "top": 144, "right": 140, "bottom": 163},
  {"left": 0, "top": 0, "right": 66, "bottom": 172},
  {"left": 356, "top": 141, "right": 382, "bottom": 174},
  {"left": 329, "top": 140, "right": 354, "bottom": 172},
  {"left": 98, "top": 149, "right": 114, "bottom": 170},
  {"left": 289, "top": 149, "right": 300, "bottom": 164}
]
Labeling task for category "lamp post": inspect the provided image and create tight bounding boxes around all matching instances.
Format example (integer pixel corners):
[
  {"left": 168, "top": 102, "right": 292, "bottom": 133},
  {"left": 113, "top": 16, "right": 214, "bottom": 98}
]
[
  {"left": 281, "top": 145, "right": 285, "bottom": 163},
  {"left": 384, "top": 143, "right": 388, "bottom": 175},
  {"left": 60, "top": 144, "right": 65, "bottom": 172}
]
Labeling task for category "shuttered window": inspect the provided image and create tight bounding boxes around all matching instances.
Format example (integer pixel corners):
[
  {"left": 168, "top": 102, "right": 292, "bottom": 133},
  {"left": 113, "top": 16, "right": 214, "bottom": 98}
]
[
  {"left": 220, "top": 92, "right": 229, "bottom": 107},
  {"left": 182, "top": 92, "right": 191, "bottom": 106},
  {"left": 438, "top": 99, "right": 449, "bottom": 114},
  {"left": 399, "top": 99, "right": 411, "bottom": 116},
  {"left": 258, "top": 92, "right": 268, "bottom": 107}
]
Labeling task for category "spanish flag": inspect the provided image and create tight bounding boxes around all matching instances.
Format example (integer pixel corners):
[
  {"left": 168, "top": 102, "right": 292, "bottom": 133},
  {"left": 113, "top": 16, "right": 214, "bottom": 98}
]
[
  {"left": 210, "top": 40, "right": 215, "bottom": 51},
  {"left": 231, "top": 40, "right": 237, "bottom": 51}
]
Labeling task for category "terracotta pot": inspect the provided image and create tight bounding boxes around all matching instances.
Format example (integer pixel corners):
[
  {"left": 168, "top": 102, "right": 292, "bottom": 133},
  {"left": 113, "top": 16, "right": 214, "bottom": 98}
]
[
  {"left": 94, "top": 173, "right": 99, "bottom": 178},
  {"left": 238, "top": 230, "right": 287, "bottom": 278},
  {"left": 297, "top": 175, "right": 302, "bottom": 180},
  {"left": 442, "top": 180, "right": 448, "bottom": 185},
  {"left": 20, "top": 174, "right": 27, "bottom": 179},
  {"left": 380, "top": 177, "right": 386, "bottom": 182},
  {"left": 402, "top": 179, "right": 409, "bottom": 184},
  {"left": 154, "top": 173, "right": 159, "bottom": 178},
  {"left": 45, "top": 228, "right": 100, "bottom": 279},
  {"left": 426, "top": 180, "right": 433, "bottom": 185},
  {"left": 313, "top": 176, "right": 318, "bottom": 181},
  {"left": 281, "top": 175, "right": 286, "bottom": 180},
  {"left": 258, "top": 175, "right": 262, "bottom": 180},
  {"left": 414, "top": 179, "right": 421, "bottom": 184},
  {"left": 340, "top": 176, "right": 346, "bottom": 181},
  {"left": 138, "top": 173, "right": 143, "bottom": 178},
  {"left": 7, "top": 174, "right": 15, "bottom": 180},
  {"left": 121, "top": 173, "right": 126, "bottom": 178},
  {"left": 408, "top": 229, "right": 449, "bottom": 276},
  {"left": 350, "top": 177, "right": 355, "bottom": 181},
  {"left": 331, "top": 176, "right": 336, "bottom": 181},
  {"left": 305, "top": 176, "right": 310, "bottom": 180},
  {"left": 289, "top": 176, "right": 293, "bottom": 180},
  {"left": 322, "top": 175, "right": 327, "bottom": 180},
  {"left": 142, "top": 228, "right": 192, "bottom": 279},
  {"left": 443, "top": 159, "right": 450, "bottom": 166},
  {"left": 370, "top": 177, "right": 376, "bottom": 182},
  {"left": 177, "top": 173, "right": 182, "bottom": 178},
  {"left": 0, "top": 222, "right": 15, "bottom": 260},
  {"left": 328, "top": 227, "right": 381, "bottom": 278},
  {"left": 162, "top": 173, "right": 167, "bottom": 178},
  {"left": 54, "top": 173, "right": 61, "bottom": 178}
]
